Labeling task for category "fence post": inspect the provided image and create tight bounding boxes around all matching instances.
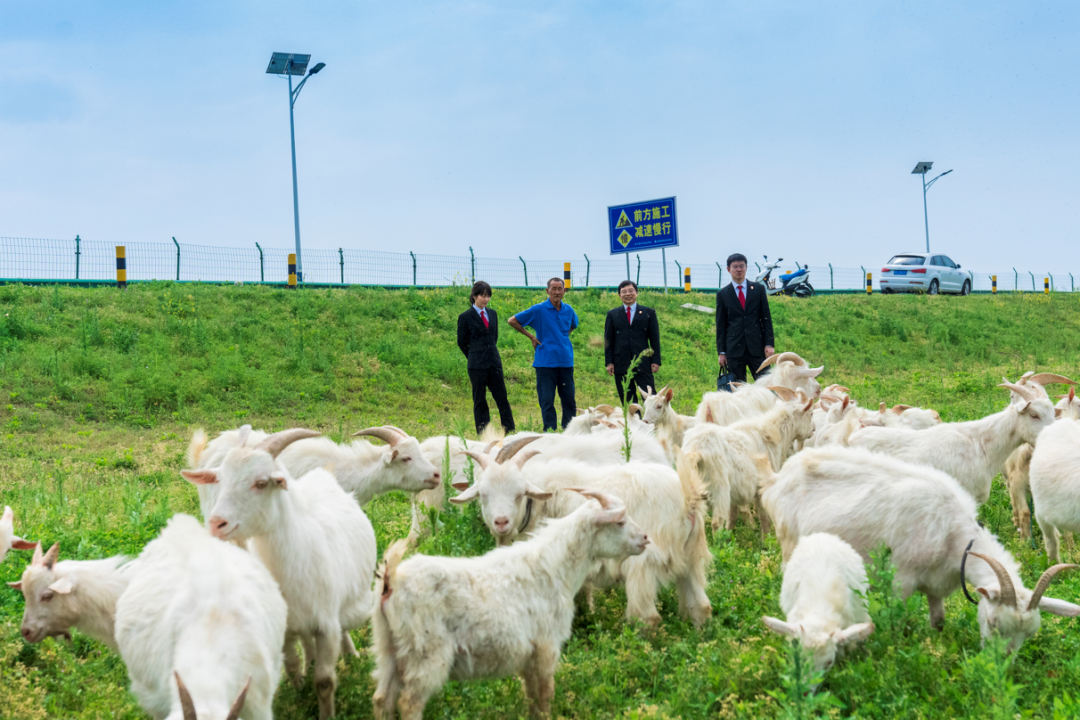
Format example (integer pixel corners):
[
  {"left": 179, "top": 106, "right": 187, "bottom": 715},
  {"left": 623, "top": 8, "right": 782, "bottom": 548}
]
[
  {"left": 754, "top": 262, "right": 761, "bottom": 273},
  {"left": 716, "top": 261, "right": 722, "bottom": 289},
  {"left": 172, "top": 237, "right": 180, "bottom": 281},
  {"left": 74, "top": 235, "right": 81, "bottom": 280},
  {"left": 518, "top": 256, "right": 528, "bottom": 287},
  {"left": 339, "top": 248, "right": 344, "bottom": 285},
  {"left": 1013, "top": 268, "right": 1018, "bottom": 291},
  {"left": 1028, "top": 271, "right": 1035, "bottom": 292},
  {"left": 866, "top": 272, "right": 872, "bottom": 294},
  {"left": 469, "top": 246, "right": 475, "bottom": 284},
  {"left": 674, "top": 260, "right": 682, "bottom": 289},
  {"left": 684, "top": 266, "right": 691, "bottom": 293},
  {"left": 1047, "top": 273, "right": 1053, "bottom": 292},
  {"left": 409, "top": 252, "right": 417, "bottom": 286},
  {"left": 636, "top": 255, "right": 641, "bottom": 286},
  {"left": 992, "top": 275, "right": 997, "bottom": 294},
  {"left": 828, "top": 263, "right": 833, "bottom": 289},
  {"left": 1071, "top": 273, "right": 1074, "bottom": 292},
  {"left": 116, "top": 246, "right": 126, "bottom": 288},
  {"left": 583, "top": 254, "right": 590, "bottom": 287},
  {"left": 256, "top": 243, "right": 264, "bottom": 282},
  {"left": 564, "top": 262, "right": 572, "bottom": 289},
  {"left": 288, "top": 253, "right": 297, "bottom": 289}
]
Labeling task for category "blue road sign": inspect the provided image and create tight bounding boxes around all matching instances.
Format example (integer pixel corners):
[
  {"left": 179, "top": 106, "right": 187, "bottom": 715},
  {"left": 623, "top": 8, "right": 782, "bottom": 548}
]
[{"left": 607, "top": 197, "right": 678, "bottom": 255}]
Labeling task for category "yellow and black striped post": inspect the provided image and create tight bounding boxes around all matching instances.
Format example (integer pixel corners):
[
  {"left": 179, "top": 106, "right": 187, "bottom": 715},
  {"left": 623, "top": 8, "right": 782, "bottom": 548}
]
[
  {"left": 1045, "top": 277, "right": 1050, "bottom": 294},
  {"left": 116, "top": 246, "right": 127, "bottom": 288},
  {"left": 866, "top": 272, "right": 872, "bottom": 294},
  {"left": 992, "top": 275, "right": 997, "bottom": 294},
  {"left": 683, "top": 266, "right": 691, "bottom": 292},
  {"left": 288, "top": 253, "right": 297, "bottom": 289},
  {"left": 563, "top": 262, "right": 572, "bottom": 289}
]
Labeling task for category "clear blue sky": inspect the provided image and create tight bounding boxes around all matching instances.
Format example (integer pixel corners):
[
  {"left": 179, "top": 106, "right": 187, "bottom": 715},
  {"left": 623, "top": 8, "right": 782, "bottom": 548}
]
[{"left": 2, "top": 1, "right": 1078, "bottom": 276}]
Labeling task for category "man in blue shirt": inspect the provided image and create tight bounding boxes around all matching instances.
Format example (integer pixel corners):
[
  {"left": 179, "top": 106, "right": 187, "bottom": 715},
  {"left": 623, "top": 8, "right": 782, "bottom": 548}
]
[{"left": 508, "top": 277, "right": 579, "bottom": 431}]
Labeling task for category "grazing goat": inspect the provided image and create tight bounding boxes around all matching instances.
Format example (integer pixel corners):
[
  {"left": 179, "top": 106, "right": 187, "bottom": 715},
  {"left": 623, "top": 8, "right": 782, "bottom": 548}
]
[
  {"left": 695, "top": 383, "right": 778, "bottom": 427},
  {"left": 1030, "top": 417, "right": 1080, "bottom": 562},
  {"left": 0, "top": 506, "right": 36, "bottom": 564},
  {"left": 762, "top": 533, "right": 874, "bottom": 673},
  {"left": 372, "top": 490, "right": 649, "bottom": 720},
  {"left": 848, "top": 382, "right": 1054, "bottom": 504},
  {"left": 8, "top": 543, "right": 137, "bottom": 650},
  {"left": 682, "top": 392, "right": 814, "bottom": 534},
  {"left": 761, "top": 446, "right": 1080, "bottom": 653},
  {"left": 450, "top": 438, "right": 712, "bottom": 627},
  {"left": 115, "top": 514, "right": 286, "bottom": 720},
  {"left": 756, "top": 352, "right": 824, "bottom": 399},
  {"left": 182, "top": 427, "right": 376, "bottom": 720}
]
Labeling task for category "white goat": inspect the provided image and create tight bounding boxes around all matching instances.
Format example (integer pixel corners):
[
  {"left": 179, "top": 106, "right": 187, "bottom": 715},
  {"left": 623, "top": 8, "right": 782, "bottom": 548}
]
[
  {"left": 115, "top": 514, "right": 287, "bottom": 720},
  {"left": 182, "top": 427, "right": 376, "bottom": 720},
  {"left": 450, "top": 438, "right": 712, "bottom": 627},
  {"left": 371, "top": 490, "right": 649, "bottom": 720},
  {"left": 762, "top": 533, "right": 874, "bottom": 673},
  {"left": 682, "top": 393, "right": 815, "bottom": 534},
  {"left": 8, "top": 542, "right": 137, "bottom": 650},
  {"left": 1030, "top": 417, "right": 1080, "bottom": 562},
  {"left": 0, "top": 506, "right": 36, "bottom": 565},
  {"left": 848, "top": 382, "right": 1055, "bottom": 504},
  {"left": 639, "top": 385, "right": 698, "bottom": 450},
  {"left": 695, "top": 383, "right": 778, "bottom": 427},
  {"left": 761, "top": 445, "right": 1080, "bottom": 653},
  {"left": 756, "top": 352, "right": 825, "bottom": 399},
  {"left": 499, "top": 427, "right": 668, "bottom": 468}
]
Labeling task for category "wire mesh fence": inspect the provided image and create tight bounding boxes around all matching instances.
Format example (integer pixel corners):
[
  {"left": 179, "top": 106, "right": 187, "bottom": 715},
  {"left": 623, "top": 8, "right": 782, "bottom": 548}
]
[{"left": 1, "top": 235, "right": 1077, "bottom": 293}]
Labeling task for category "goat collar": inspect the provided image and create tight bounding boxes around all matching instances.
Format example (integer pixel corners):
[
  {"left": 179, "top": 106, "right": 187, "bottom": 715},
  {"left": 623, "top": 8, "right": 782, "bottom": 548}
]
[
  {"left": 959, "top": 539, "right": 981, "bottom": 606},
  {"left": 519, "top": 498, "right": 534, "bottom": 534}
]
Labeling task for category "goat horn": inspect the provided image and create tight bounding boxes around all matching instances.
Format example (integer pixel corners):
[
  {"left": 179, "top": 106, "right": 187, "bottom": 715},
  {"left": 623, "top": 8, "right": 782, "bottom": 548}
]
[
  {"left": 628, "top": 403, "right": 643, "bottom": 417},
  {"left": 767, "top": 386, "right": 797, "bottom": 402},
  {"left": 594, "top": 404, "right": 617, "bottom": 416},
  {"left": 353, "top": 427, "right": 402, "bottom": 447},
  {"left": 382, "top": 425, "right": 411, "bottom": 438},
  {"left": 255, "top": 428, "right": 321, "bottom": 458},
  {"left": 998, "top": 382, "right": 1037, "bottom": 403},
  {"left": 495, "top": 435, "right": 542, "bottom": 464},
  {"left": 771, "top": 352, "right": 807, "bottom": 367},
  {"left": 1028, "top": 564, "right": 1080, "bottom": 611},
  {"left": 566, "top": 488, "right": 616, "bottom": 509},
  {"left": 482, "top": 440, "right": 501, "bottom": 456},
  {"left": 175, "top": 672, "right": 198, "bottom": 720},
  {"left": 1019, "top": 371, "right": 1036, "bottom": 380},
  {"left": 756, "top": 355, "right": 780, "bottom": 372},
  {"left": 967, "top": 551, "right": 1018, "bottom": 610},
  {"left": 1028, "top": 373, "right": 1077, "bottom": 387},
  {"left": 892, "top": 404, "right": 912, "bottom": 413},
  {"left": 224, "top": 677, "right": 252, "bottom": 720},
  {"left": 462, "top": 450, "right": 493, "bottom": 471}
]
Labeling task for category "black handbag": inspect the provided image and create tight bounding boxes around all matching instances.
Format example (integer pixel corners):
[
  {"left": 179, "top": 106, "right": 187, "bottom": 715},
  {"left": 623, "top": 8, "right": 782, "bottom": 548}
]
[{"left": 717, "top": 372, "right": 738, "bottom": 393}]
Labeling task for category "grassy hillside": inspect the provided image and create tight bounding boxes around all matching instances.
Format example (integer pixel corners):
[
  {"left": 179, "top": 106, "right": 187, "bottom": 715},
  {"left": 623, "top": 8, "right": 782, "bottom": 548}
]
[{"left": 1, "top": 282, "right": 1080, "bottom": 719}]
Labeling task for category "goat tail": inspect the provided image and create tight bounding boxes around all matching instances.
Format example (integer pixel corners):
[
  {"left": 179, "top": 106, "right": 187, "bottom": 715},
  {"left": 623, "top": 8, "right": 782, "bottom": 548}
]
[
  {"left": 187, "top": 428, "right": 208, "bottom": 468},
  {"left": 372, "top": 538, "right": 409, "bottom": 718},
  {"left": 675, "top": 448, "right": 712, "bottom": 573},
  {"left": 479, "top": 423, "right": 505, "bottom": 445},
  {"left": 754, "top": 454, "right": 778, "bottom": 498}
]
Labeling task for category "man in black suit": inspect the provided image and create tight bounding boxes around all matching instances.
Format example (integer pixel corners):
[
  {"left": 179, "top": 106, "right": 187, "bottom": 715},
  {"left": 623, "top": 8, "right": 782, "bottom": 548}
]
[
  {"left": 717, "top": 253, "right": 775, "bottom": 387},
  {"left": 457, "top": 281, "right": 515, "bottom": 434},
  {"left": 604, "top": 280, "right": 662, "bottom": 404}
]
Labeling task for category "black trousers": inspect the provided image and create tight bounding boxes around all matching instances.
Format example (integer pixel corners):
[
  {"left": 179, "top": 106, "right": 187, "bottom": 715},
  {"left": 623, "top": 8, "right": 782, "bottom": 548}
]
[
  {"left": 535, "top": 366, "right": 576, "bottom": 432},
  {"left": 615, "top": 368, "right": 656, "bottom": 406},
  {"left": 721, "top": 353, "right": 767, "bottom": 388},
  {"left": 468, "top": 366, "right": 515, "bottom": 434}
]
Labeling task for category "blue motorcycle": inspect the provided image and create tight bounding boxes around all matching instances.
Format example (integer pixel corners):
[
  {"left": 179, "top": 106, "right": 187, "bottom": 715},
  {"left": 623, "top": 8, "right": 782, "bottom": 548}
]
[{"left": 755, "top": 256, "right": 815, "bottom": 298}]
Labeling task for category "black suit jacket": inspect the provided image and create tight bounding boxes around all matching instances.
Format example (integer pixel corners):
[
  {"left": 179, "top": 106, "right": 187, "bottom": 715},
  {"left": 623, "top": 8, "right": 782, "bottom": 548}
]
[
  {"left": 457, "top": 307, "right": 502, "bottom": 370},
  {"left": 716, "top": 282, "right": 775, "bottom": 358},
  {"left": 604, "top": 304, "right": 662, "bottom": 373}
]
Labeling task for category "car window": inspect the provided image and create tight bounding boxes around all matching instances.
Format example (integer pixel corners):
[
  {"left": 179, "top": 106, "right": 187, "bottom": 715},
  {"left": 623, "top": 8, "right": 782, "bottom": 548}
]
[
  {"left": 887, "top": 255, "right": 925, "bottom": 266},
  {"left": 931, "top": 256, "right": 945, "bottom": 267},
  {"left": 941, "top": 256, "right": 956, "bottom": 268}
]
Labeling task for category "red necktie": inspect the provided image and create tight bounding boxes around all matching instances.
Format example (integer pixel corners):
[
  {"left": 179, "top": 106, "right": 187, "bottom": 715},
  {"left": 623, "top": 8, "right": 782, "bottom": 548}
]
[
  {"left": 626, "top": 306, "right": 632, "bottom": 324},
  {"left": 738, "top": 285, "right": 746, "bottom": 309},
  {"left": 481, "top": 310, "right": 489, "bottom": 328}
]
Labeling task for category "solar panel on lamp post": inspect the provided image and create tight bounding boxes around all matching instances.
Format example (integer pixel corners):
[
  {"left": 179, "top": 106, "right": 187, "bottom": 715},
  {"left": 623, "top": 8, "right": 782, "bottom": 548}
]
[
  {"left": 267, "top": 53, "right": 326, "bottom": 283},
  {"left": 911, "top": 162, "right": 953, "bottom": 253}
]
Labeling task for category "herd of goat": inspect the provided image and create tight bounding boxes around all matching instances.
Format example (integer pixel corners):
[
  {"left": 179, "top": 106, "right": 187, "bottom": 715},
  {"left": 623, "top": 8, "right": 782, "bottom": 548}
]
[{"left": 3, "top": 351, "right": 1080, "bottom": 719}]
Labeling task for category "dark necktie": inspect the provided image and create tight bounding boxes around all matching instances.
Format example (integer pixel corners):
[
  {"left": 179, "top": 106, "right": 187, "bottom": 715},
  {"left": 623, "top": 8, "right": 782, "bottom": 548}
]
[
  {"left": 738, "top": 286, "right": 746, "bottom": 310},
  {"left": 626, "top": 306, "right": 632, "bottom": 325},
  {"left": 481, "top": 310, "right": 489, "bottom": 329}
]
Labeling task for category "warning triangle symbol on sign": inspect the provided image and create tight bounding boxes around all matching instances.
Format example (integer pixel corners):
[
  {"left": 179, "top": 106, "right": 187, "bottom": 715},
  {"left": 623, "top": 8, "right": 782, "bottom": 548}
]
[{"left": 615, "top": 210, "right": 632, "bottom": 228}]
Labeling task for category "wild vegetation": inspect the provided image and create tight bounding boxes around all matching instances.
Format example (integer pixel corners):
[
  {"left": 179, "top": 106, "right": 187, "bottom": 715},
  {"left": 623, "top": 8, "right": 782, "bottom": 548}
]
[{"left": 1, "top": 282, "right": 1079, "bottom": 719}]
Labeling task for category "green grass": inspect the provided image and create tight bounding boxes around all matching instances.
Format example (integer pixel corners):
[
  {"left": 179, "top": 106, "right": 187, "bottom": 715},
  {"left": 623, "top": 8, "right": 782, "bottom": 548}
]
[{"left": 1, "top": 282, "right": 1080, "bottom": 719}]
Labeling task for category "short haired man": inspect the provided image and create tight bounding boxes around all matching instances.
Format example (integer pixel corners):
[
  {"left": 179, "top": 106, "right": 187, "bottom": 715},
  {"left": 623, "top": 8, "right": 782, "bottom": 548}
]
[
  {"left": 716, "top": 253, "right": 775, "bottom": 387},
  {"left": 508, "top": 278, "right": 579, "bottom": 431},
  {"left": 604, "top": 280, "right": 661, "bottom": 405}
]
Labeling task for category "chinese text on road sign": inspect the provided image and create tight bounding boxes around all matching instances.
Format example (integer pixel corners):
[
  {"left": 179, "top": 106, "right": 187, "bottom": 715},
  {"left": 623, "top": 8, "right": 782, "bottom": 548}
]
[{"left": 607, "top": 197, "right": 679, "bottom": 255}]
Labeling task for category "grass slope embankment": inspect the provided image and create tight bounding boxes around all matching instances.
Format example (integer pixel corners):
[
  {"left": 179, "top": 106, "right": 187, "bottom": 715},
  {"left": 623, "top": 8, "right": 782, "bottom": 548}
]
[{"left": 1, "top": 282, "right": 1080, "bottom": 719}]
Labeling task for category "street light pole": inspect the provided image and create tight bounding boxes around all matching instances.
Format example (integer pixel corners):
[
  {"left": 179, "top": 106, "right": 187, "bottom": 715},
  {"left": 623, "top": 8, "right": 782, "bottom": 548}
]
[
  {"left": 911, "top": 162, "right": 953, "bottom": 253},
  {"left": 287, "top": 67, "right": 303, "bottom": 281},
  {"left": 921, "top": 171, "right": 930, "bottom": 253}
]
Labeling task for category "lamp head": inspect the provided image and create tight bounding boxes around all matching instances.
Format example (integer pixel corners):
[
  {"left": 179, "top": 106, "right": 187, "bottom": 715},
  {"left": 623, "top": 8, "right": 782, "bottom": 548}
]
[{"left": 309, "top": 62, "right": 326, "bottom": 75}]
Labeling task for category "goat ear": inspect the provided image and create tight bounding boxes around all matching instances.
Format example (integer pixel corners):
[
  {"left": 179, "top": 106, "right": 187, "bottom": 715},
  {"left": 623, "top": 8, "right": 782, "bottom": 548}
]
[
  {"left": 48, "top": 577, "right": 75, "bottom": 594},
  {"left": 451, "top": 480, "right": 471, "bottom": 491},
  {"left": 1056, "top": 409, "right": 1063, "bottom": 419},
  {"left": 1016, "top": 401, "right": 1032, "bottom": 414},
  {"left": 836, "top": 622, "right": 874, "bottom": 644},
  {"left": 516, "top": 449, "right": 541, "bottom": 469},
  {"left": 7, "top": 581, "right": 22, "bottom": 590},
  {"left": 664, "top": 387, "right": 674, "bottom": 403},
  {"left": 762, "top": 616, "right": 798, "bottom": 637},
  {"left": 11, "top": 538, "right": 37, "bottom": 550},
  {"left": 390, "top": 449, "right": 399, "bottom": 462},
  {"left": 525, "top": 482, "right": 552, "bottom": 501},
  {"left": 449, "top": 483, "right": 480, "bottom": 505},
  {"left": 1038, "top": 597, "right": 1080, "bottom": 617},
  {"left": 976, "top": 586, "right": 1000, "bottom": 602},
  {"left": 181, "top": 469, "right": 219, "bottom": 485},
  {"left": 270, "top": 471, "right": 288, "bottom": 490},
  {"left": 802, "top": 400, "right": 814, "bottom": 413},
  {"left": 592, "top": 508, "right": 626, "bottom": 525}
]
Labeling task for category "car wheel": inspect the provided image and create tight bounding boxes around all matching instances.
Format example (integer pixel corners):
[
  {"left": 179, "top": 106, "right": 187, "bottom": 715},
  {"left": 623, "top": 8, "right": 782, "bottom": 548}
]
[
  {"left": 961, "top": 280, "right": 971, "bottom": 296},
  {"left": 928, "top": 279, "right": 940, "bottom": 295}
]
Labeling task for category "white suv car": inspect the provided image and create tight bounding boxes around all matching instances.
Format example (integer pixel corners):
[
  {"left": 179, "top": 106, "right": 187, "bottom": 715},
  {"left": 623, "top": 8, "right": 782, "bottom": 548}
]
[{"left": 879, "top": 253, "right": 971, "bottom": 295}]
